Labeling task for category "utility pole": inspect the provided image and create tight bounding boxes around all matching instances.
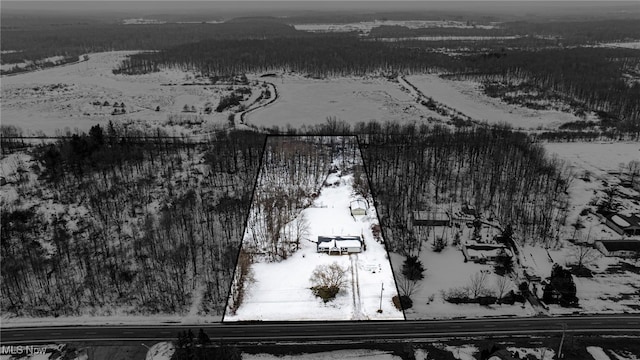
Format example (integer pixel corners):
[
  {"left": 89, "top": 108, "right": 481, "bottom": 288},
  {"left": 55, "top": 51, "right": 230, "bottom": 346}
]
[
  {"left": 378, "top": 283, "right": 384, "bottom": 313},
  {"left": 558, "top": 323, "right": 567, "bottom": 359}
]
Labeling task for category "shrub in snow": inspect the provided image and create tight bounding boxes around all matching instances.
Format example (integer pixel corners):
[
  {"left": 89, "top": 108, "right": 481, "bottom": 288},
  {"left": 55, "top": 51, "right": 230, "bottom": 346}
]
[
  {"left": 310, "top": 262, "right": 347, "bottom": 303},
  {"left": 392, "top": 294, "right": 413, "bottom": 310},
  {"left": 402, "top": 255, "right": 425, "bottom": 280}
]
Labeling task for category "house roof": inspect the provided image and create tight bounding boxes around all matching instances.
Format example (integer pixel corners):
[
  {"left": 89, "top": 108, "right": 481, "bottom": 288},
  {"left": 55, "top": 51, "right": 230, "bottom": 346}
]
[
  {"left": 599, "top": 240, "right": 640, "bottom": 252},
  {"left": 350, "top": 199, "right": 367, "bottom": 210},
  {"left": 317, "top": 236, "right": 362, "bottom": 249},
  {"left": 607, "top": 213, "right": 640, "bottom": 229}
]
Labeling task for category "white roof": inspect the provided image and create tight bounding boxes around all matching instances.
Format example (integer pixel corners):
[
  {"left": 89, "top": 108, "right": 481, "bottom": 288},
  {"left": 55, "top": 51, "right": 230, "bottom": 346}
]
[
  {"left": 350, "top": 199, "right": 367, "bottom": 209},
  {"left": 318, "top": 239, "right": 362, "bottom": 249},
  {"left": 612, "top": 215, "right": 631, "bottom": 228}
]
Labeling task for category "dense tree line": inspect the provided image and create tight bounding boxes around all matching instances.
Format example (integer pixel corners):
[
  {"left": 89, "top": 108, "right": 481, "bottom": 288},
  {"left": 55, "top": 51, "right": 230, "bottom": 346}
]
[
  {"left": 352, "top": 121, "right": 572, "bottom": 255},
  {"left": 449, "top": 47, "right": 640, "bottom": 134},
  {"left": 113, "top": 36, "right": 453, "bottom": 77},
  {"left": 369, "top": 19, "right": 640, "bottom": 45},
  {"left": 116, "top": 36, "right": 639, "bottom": 134},
  {"left": 0, "top": 20, "right": 304, "bottom": 65}
]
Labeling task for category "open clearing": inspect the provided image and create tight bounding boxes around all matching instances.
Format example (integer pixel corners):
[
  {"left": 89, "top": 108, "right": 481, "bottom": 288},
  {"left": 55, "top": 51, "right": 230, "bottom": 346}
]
[
  {"left": 405, "top": 74, "right": 586, "bottom": 130},
  {"left": 1, "top": 51, "right": 244, "bottom": 135},
  {"left": 244, "top": 75, "right": 444, "bottom": 128}
]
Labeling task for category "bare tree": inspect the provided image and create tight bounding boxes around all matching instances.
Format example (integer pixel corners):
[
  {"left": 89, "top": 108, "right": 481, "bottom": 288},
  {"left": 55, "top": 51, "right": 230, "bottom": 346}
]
[
  {"left": 310, "top": 262, "right": 348, "bottom": 290},
  {"left": 310, "top": 262, "right": 348, "bottom": 303},
  {"left": 570, "top": 245, "right": 598, "bottom": 270},
  {"left": 397, "top": 275, "right": 422, "bottom": 298},
  {"left": 495, "top": 275, "right": 510, "bottom": 301},
  {"left": 468, "top": 271, "right": 488, "bottom": 299}
]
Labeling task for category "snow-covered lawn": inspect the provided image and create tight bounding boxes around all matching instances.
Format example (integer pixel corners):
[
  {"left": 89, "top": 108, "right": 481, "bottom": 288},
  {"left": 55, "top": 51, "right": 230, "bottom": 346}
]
[
  {"left": 243, "top": 349, "right": 401, "bottom": 360},
  {"left": 405, "top": 74, "right": 587, "bottom": 130},
  {"left": 244, "top": 75, "right": 441, "bottom": 128},
  {"left": 392, "top": 246, "right": 535, "bottom": 319}
]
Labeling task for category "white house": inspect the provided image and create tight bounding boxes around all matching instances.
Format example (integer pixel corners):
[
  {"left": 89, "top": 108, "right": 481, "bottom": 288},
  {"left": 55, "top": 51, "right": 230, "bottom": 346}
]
[{"left": 317, "top": 236, "right": 363, "bottom": 255}]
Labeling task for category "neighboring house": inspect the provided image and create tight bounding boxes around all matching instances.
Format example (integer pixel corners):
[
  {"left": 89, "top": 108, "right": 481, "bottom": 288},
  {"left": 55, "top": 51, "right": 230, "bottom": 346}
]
[
  {"left": 462, "top": 243, "right": 510, "bottom": 263},
  {"left": 412, "top": 210, "right": 450, "bottom": 227},
  {"left": 350, "top": 199, "right": 368, "bottom": 216},
  {"left": 317, "top": 236, "right": 363, "bottom": 255},
  {"left": 596, "top": 240, "right": 640, "bottom": 258},
  {"left": 602, "top": 213, "right": 640, "bottom": 236}
]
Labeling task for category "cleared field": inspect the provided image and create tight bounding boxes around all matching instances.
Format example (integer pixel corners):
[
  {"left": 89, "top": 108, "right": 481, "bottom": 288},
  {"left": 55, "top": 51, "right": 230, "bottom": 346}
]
[
  {"left": 544, "top": 142, "right": 640, "bottom": 176},
  {"left": 1, "top": 51, "right": 232, "bottom": 135},
  {"left": 245, "top": 75, "right": 443, "bottom": 128},
  {"left": 405, "top": 74, "right": 585, "bottom": 130}
]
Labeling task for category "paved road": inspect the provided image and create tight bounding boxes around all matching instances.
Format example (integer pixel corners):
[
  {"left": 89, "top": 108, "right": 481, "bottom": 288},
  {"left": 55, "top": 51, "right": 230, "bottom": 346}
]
[{"left": 2, "top": 315, "right": 639, "bottom": 345}]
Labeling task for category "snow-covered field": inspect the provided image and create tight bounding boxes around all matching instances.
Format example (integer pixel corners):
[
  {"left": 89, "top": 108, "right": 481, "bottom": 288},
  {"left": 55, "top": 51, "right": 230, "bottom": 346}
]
[
  {"left": 391, "top": 245, "right": 536, "bottom": 320},
  {"left": 544, "top": 142, "right": 640, "bottom": 178},
  {"left": 224, "top": 138, "right": 403, "bottom": 321},
  {"left": 244, "top": 75, "right": 443, "bottom": 128},
  {"left": 292, "top": 20, "right": 497, "bottom": 35},
  {"left": 1, "top": 51, "right": 236, "bottom": 135},
  {"left": 405, "top": 74, "right": 587, "bottom": 130}
]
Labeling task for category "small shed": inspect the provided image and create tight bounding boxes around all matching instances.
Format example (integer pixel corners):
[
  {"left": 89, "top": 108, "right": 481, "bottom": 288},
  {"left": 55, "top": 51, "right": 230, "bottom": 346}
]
[
  {"left": 412, "top": 210, "right": 450, "bottom": 227},
  {"left": 317, "top": 236, "right": 363, "bottom": 255},
  {"left": 350, "top": 199, "right": 368, "bottom": 216}
]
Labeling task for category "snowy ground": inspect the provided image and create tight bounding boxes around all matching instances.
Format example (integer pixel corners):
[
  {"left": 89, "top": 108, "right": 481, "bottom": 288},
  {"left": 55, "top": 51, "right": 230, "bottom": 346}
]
[
  {"left": 405, "top": 74, "right": 588, "bottom": 130},
  {"left": 145, "top": 342, "right": 175, "bottom": 360},
  {"left": 244, "top": 75, "right": 443, "bottom": 129},
  {"left": 393, "top": 222, "right": 535, "bottom": 320},
  {"left": 224, "top": 139, "right": 403, "bottom": 321},
  {"left": 519, "top": 141, "right": 640, "bottom": 315},
  {"left": 391, "top": 247, "right": 535, "bottom": 320},
  {"left": 1, "top": 51, "right": 260, "bottom": 135}
]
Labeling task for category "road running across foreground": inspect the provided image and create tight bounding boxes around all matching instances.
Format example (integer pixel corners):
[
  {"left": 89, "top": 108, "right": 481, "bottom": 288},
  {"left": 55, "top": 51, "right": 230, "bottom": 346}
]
[{"left": 2, "top": 315, "right": 639, "bottom": 345}]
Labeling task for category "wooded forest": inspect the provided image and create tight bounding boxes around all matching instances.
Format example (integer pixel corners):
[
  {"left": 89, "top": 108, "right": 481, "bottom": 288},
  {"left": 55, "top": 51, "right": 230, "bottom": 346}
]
[
  {"left": 1, "top": 121, "right": 574, "bottom": 316},
  {"left": 1, "top": 125, "right": 265, "bottom": 316}
]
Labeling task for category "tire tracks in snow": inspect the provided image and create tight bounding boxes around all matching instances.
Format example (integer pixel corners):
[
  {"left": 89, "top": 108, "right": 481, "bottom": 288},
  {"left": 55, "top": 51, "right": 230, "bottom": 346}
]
[{"left": 350, "top": 254, "right": 364, "bottom": 320}]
